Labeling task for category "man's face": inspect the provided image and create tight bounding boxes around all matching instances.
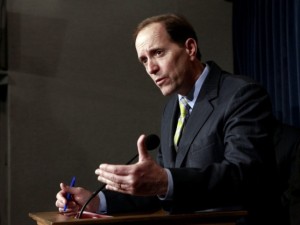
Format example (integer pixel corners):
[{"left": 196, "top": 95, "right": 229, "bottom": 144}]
[{"left": 135, "top": 23, "right": 194, "bottom": 96}]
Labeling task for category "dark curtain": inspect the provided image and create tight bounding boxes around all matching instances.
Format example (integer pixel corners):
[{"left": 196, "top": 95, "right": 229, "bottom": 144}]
[{"left": 232, "top": 0, "right": 300, "bottom": 128}]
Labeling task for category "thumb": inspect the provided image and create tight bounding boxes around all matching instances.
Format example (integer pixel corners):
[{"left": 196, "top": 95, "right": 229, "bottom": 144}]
[{"left": 137, "top": 134, "right": 151, "bottom": 162}]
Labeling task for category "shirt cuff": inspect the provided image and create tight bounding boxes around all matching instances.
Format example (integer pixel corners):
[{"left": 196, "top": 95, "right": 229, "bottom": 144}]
[
  {"left": 158, "top": 168, "right": 174, "bottom": 201},
  {"left": 97, "top": 191, "right": 107, "bottom": 214}
]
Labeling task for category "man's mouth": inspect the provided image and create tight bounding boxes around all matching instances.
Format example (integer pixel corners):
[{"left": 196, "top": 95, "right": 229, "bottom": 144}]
[{"left": 155, "top": 77, "right": 167, "bottom": 86}]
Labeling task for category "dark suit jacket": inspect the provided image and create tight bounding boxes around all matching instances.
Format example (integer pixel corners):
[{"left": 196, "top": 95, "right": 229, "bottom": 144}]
[{"left": 104, "top": 61, "right": 282, "bottom": 224}]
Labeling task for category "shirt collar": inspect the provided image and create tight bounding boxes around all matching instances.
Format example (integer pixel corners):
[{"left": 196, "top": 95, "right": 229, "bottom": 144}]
[{"left": 178, "top": 63, "right": 210, "bottom": 109}]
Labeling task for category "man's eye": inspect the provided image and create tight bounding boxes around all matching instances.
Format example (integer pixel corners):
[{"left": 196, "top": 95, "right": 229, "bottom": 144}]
[
  {"left": 141, "top": 58, "right": 148, "bottom": 64},
  {"left": 156, "top": 50, "right": 163, "bottom": 56}
]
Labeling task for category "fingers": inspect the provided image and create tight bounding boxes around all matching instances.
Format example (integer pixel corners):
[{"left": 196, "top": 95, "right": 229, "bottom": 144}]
[
  {"left": 56, "top": 183, "right": 67, "bottom": 206},
  {"left": 58, "top": 201, "right": 79, "bottom": 215},
  {"left": 98, "top": 163, "right": 130, "bottom": 175},
  {"left": 95, "top": 164, "right": 130, "bottom": 188},
  {"left": 105, "top": 182, "right": 130, "bottom": 193},
  {"left": 55, "top": 182, "right": 80, "bottom": 215}
]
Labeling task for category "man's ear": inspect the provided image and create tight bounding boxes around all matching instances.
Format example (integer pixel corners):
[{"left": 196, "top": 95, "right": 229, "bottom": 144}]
[{"left": 185, "top": 38, "right": 198, "bottom": 60}]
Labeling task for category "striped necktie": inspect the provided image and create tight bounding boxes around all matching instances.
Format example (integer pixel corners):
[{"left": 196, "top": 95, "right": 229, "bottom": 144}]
[{"left": 174, "top": 97, "right": 190, "bottom": 148}]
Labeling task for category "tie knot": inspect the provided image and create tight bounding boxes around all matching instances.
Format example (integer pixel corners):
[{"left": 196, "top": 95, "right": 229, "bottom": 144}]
[{"left": 179, "top": 97, "right": 190, "bottom": 117}]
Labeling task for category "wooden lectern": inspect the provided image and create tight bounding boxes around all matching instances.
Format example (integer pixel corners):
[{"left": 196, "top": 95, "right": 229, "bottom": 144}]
[{"left": 29, "top": 210, "right": 247, "bottom": 225}]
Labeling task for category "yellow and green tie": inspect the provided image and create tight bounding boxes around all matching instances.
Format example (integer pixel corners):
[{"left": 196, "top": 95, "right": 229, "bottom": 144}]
[{"left": 174, "top": 97, "right": 190, "bottom": 148}]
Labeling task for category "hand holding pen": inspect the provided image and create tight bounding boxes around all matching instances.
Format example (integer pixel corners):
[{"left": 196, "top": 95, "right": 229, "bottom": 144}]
[
  {"left": 63, "top": 176, "right": 76, "bottom": 212},
  {"left": 55, "top": 176, "right": 101, "bottom": 216}
]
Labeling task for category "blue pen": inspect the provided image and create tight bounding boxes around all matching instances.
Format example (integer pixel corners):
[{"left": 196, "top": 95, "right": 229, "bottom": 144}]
[{"left": 63, "top": 176, "right": 76, "bottom": 212}]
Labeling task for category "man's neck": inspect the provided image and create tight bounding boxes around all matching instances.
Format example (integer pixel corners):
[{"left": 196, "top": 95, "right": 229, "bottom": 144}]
[{"left": 180, "top": 61, "right": 205, "bottom": 96}]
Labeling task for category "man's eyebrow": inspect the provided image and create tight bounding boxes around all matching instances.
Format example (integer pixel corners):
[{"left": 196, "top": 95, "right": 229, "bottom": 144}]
[
  {"left": 137, "top": 47, "right": 163, "bottom": 62},
  {"left": 146, "top": 48, "right": 162, "bottom": 57}
]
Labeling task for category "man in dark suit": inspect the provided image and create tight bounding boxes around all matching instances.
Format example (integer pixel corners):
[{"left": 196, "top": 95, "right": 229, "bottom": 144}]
[{"left": 56, "top": 14, "right": 282, "bottom": 224}]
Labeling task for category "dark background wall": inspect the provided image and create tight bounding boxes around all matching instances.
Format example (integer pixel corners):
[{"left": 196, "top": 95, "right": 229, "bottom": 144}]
[{"left": 1, "top": 1, "right": 233, "bottom": 225}]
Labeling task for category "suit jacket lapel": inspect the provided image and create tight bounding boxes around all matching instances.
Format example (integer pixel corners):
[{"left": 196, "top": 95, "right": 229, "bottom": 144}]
[
  {"left": 161, "top": 96, "right": 178, "bottom": 168},
  {"left": 175, "top": 61, "right": 222, "bottom": 167}
]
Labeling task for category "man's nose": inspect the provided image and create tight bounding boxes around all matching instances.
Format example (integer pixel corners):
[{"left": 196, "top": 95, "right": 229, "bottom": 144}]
[{"left": 147, "top": 60, "right": 159, "bottom": 75}]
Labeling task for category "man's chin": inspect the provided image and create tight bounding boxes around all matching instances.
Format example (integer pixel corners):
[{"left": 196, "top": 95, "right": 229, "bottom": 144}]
[{"left": 160, "top": 88, "right": 175, "bottom": 96}]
